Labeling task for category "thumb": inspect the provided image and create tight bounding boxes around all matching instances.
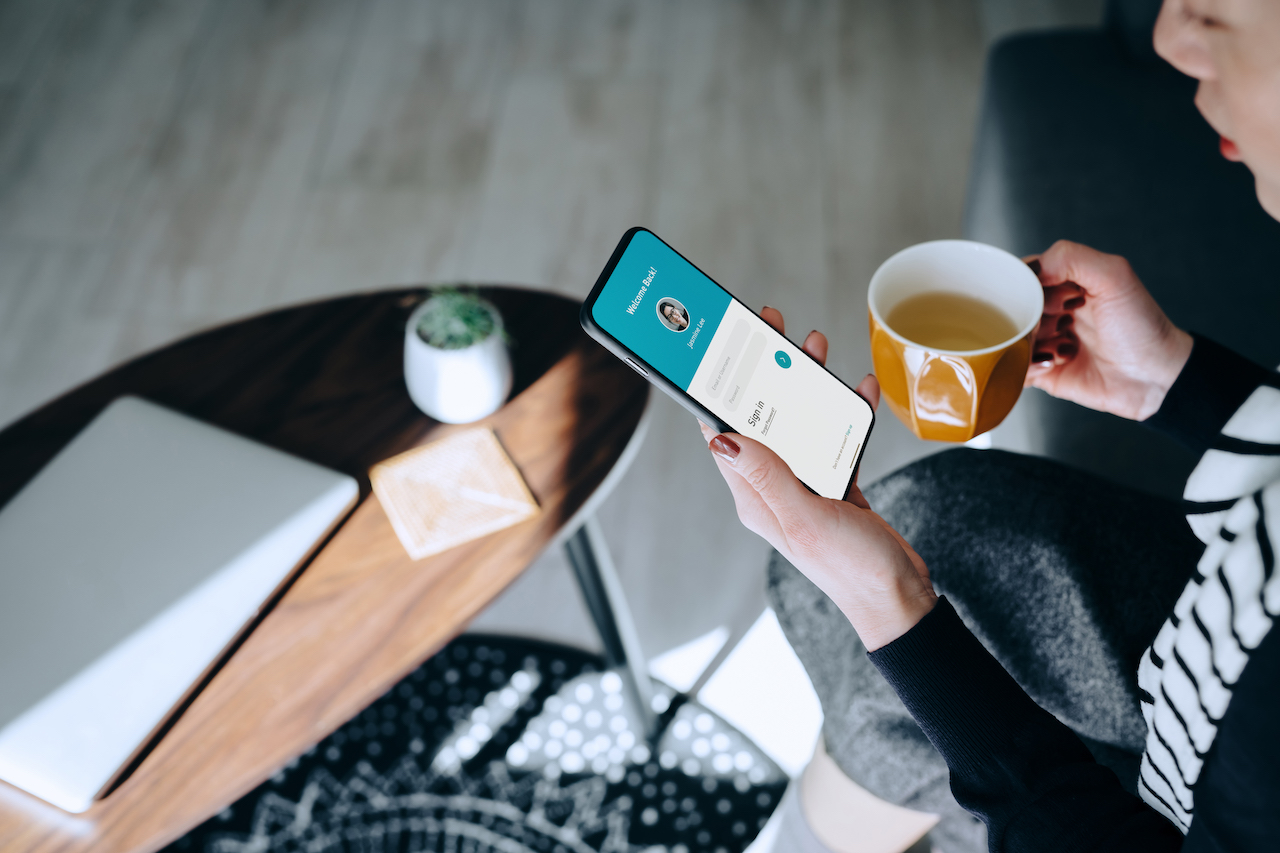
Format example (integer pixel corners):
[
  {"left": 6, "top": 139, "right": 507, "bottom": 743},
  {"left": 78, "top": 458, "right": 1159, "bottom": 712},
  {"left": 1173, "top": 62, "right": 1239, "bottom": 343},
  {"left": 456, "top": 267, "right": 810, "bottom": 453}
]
[{"left": 710, "top": 432, "right": 821, "bottom": 521}]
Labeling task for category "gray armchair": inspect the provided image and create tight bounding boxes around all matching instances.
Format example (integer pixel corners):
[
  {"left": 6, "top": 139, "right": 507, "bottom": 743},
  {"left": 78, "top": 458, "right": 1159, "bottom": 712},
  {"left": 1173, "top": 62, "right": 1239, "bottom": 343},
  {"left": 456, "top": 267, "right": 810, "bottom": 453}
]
[{"left": 965, "top": 0, "right": 1280, "bottom": 498}]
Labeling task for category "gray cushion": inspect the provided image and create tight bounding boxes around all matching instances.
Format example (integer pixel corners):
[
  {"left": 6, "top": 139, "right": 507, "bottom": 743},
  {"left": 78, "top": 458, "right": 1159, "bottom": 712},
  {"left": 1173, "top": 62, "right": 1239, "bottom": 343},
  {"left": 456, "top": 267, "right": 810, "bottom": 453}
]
[
  {"left": 1106, "top": 0, "right": 1163, "bottom": 64},
  {"left": 964, "top": 29, "right": 1280, "bottom": 497}
]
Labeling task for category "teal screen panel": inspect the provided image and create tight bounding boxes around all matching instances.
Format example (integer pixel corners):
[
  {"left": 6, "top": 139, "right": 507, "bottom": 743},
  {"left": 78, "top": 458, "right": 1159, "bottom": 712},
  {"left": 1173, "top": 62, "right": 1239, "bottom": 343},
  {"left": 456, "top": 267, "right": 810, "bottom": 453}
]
[{"left": 591, "top": 231, "right": 731, "bottom": 390}]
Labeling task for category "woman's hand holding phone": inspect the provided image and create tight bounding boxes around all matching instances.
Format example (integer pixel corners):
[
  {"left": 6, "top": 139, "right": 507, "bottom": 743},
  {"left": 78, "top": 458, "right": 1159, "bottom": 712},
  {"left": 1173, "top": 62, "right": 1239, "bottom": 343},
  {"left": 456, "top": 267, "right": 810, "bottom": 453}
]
[{"left": 701, "top": 307, "right": 937, "bottom": 651}]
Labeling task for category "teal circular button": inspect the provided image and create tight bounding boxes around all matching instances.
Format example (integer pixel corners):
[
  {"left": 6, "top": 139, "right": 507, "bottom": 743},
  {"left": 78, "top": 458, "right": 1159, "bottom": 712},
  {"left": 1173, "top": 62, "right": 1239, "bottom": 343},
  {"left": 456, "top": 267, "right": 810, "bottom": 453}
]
[{"left": 774, "top": 350, "right": 791, "bottom": 368}]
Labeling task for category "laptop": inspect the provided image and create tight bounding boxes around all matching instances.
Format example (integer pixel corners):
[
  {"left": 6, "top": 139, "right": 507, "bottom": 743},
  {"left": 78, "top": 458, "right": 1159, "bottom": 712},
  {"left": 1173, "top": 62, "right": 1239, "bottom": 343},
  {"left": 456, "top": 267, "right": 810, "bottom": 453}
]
[{"left": 0, "top": 397, "right": 358, "bottom": 813}]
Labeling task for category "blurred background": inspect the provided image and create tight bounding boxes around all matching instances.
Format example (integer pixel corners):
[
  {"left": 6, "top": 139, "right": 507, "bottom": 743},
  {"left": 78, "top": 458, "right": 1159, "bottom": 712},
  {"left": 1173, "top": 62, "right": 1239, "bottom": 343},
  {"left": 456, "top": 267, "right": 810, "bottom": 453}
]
[{"left": 0, "top": 0, "right": 1103, "bottom": 669}]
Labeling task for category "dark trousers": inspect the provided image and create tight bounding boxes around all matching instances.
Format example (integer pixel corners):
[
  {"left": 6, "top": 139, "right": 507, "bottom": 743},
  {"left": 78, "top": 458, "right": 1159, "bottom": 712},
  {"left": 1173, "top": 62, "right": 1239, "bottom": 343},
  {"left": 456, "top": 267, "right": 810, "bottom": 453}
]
[{"left": 768, "top": 449, "right": 1203, "bottom": 852}]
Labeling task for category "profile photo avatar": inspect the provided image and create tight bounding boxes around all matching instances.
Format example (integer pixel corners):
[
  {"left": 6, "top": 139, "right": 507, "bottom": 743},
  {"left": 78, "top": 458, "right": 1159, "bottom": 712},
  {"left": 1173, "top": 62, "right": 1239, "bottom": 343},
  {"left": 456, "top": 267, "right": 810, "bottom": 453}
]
[{"left": 656, "top": 297, "right": 689, "bottom": 332}]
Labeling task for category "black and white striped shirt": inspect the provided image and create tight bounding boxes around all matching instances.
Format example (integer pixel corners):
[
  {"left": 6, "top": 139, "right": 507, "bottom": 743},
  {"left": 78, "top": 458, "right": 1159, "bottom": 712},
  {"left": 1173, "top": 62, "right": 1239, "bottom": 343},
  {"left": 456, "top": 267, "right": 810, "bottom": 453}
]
[
  {"left": 1136, "top": 347, "right": 1280, "bottom": 832},
  {"left": 872, "top": 335, "right": 1280, "bottom": 850}
]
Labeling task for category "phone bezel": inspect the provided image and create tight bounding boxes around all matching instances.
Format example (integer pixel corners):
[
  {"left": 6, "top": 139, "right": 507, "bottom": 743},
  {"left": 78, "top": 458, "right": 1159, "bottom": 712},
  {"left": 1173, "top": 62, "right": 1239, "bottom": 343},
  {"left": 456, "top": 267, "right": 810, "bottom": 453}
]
[{"left": 579, "top": 226, "right": 875, "bottom": 499}]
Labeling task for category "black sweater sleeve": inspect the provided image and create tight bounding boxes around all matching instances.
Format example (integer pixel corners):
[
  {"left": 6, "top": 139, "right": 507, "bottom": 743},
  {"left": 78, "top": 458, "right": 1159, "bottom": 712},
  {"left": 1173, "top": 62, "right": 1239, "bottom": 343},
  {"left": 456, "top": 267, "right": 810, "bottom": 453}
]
[
  {"left": 1142, "top": 334, "right": 1277, "bottom": 456},
  {"left": 868, "top": 598, "right": 1184, "bottom": 852},
  {"left": 1180, "top": 617, "right": 1280, "bottom": 852}
]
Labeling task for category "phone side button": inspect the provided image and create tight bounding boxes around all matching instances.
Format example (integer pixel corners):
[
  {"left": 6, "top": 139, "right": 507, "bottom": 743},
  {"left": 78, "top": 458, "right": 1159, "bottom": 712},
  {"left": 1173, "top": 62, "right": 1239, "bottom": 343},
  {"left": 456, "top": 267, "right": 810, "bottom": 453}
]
[{"left": 624, "top": 358, "right": 649, "bottom": 377}]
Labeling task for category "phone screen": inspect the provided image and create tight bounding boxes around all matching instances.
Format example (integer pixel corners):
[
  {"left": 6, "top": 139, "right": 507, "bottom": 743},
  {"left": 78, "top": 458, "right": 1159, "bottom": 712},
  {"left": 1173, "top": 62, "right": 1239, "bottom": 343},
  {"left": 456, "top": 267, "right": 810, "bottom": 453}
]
[{"left": 589, "top": 230, "right": 873, "bottom": 500}]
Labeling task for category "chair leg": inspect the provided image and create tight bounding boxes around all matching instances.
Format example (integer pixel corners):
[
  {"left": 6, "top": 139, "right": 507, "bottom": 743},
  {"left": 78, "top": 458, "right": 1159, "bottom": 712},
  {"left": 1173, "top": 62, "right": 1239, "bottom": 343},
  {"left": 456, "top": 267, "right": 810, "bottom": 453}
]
[{"left": 563, "top": 516, "right": 659, "bottom": 741}]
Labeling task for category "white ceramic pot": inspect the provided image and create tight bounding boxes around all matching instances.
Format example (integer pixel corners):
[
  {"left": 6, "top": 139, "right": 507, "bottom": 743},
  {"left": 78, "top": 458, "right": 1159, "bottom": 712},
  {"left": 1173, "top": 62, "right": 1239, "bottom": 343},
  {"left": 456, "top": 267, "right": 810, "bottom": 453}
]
[{"left": 403, "top": 299, "right": 513, "bottom": 423}]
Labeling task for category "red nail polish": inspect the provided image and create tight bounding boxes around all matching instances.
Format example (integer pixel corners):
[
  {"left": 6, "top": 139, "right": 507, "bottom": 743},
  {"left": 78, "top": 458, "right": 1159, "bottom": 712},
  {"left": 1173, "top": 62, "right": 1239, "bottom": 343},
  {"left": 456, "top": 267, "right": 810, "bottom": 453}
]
[
  {"left": 1027, "top": 259, "right": 1042, "bottom": 275},
  {"left": 710, "top": 435, "right": 740, "bottom": 462},
  {"left": 1064, "top": 296, "right": 1085, "bottom": 310},
  {"left": 1032, "top": 351, "right": 1054, "bottom": 363},
  {"left": 1057, "top": 342, "right": 1078, "bottom": 358},
  {"left": 1057, "top": 314, "right": 1074, "bottom": 331}
]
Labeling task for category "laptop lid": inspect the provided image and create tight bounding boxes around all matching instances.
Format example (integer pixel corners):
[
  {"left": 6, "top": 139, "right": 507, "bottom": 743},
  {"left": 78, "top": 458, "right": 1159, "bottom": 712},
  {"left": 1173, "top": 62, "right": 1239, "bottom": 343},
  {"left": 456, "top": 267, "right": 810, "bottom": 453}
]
[{"left": 0, "top": 397, "right": 358, "bottom": 812}]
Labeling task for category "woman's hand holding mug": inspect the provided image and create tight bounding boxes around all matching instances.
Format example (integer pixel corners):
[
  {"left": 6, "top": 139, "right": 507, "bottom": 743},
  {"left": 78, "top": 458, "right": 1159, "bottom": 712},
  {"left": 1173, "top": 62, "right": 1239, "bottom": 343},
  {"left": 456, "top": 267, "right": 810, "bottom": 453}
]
[
  {"left": 703, "top": 243, "right": 1191, "bottom": 649},
  {"left": 1026, "top": 240, "right": 1193, "bottom": 421},
  {"left": 700, "top": 307, "right": 937, "bottom": 652}
]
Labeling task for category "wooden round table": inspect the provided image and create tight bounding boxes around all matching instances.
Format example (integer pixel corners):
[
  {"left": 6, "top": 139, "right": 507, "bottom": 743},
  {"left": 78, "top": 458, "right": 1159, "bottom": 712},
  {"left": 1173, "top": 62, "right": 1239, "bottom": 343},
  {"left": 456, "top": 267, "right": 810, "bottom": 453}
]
[{"left": 0, "top": 288, "right": 649, "bottom": 853}]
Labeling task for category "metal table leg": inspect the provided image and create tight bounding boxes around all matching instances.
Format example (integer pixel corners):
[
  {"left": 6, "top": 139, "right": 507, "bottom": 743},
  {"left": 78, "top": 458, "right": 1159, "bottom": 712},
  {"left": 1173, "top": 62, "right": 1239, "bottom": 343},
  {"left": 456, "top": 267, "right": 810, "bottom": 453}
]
[{"left": 563, "top": 516, "right": 659, "bottom": 742}]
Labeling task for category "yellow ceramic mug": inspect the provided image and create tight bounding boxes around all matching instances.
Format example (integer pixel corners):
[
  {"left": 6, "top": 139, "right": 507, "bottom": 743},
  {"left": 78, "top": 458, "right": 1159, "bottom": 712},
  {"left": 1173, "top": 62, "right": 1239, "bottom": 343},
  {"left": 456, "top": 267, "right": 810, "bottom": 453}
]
[{"left": 868, "top": 240, "right": 1043, "bottom": 443}]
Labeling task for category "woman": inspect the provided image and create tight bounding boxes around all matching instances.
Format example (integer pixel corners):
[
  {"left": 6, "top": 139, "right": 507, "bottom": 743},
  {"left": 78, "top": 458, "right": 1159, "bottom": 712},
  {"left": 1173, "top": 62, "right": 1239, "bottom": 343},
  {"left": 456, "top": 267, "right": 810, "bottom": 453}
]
[
  {"left": 703, "top": 2, "right": 1279, "bottom": 849},
  {"left": 660, "top": 300, "right": 690, "bottom": 332}
]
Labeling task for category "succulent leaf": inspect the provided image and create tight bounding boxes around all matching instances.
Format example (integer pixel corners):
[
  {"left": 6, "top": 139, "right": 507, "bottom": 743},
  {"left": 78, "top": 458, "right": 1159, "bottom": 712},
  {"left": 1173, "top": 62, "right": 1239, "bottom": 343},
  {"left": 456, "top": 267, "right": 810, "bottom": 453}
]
[{"left": 415, "top": 289, "right": 498, "bottom": 350}]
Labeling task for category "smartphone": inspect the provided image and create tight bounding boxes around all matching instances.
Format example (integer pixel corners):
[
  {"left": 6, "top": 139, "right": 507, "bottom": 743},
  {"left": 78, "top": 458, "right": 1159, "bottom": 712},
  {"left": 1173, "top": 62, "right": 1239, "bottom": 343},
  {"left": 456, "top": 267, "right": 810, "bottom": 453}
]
[{"left": 580, "top": 227, "right": 875, "bottom": 500}]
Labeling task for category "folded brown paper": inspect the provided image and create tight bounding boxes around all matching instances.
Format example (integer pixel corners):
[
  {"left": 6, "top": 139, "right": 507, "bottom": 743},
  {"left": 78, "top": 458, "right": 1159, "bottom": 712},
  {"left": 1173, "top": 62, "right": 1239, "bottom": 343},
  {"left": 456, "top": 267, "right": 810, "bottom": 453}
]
[{"left": 370, "top": 428, "right": 539, "bottom": 560}]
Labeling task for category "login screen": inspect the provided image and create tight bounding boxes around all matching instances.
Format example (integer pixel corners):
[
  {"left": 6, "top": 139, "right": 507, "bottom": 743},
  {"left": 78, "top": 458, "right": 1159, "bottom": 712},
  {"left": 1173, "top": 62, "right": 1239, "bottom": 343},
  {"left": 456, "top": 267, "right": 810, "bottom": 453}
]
[{"left": 591, "top": 230, "right": 872, "bottom": 499}]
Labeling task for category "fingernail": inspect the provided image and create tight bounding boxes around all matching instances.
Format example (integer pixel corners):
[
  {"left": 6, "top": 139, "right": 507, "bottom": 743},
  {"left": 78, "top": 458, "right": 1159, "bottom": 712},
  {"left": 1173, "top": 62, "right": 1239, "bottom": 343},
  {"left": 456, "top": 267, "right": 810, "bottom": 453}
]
[
  {"left": 1057, "top": 342, "right": 1078, "bottom": 358},
  {"left": 1056, "top": 314, "right": 1074, "bottom": 331},
  {"left": 1027, "top": 259, "right": 1042, "bottom": 275},
  {"left": 1064, "top": 296, "right": 1085, "bottom": 310},
  {"left": 1032, "top": 351, "right": 1055, "bottom": 363},
  {"left": 710, "top": 435, "right": 740, "bottom": 462},
  {"left": 762, "top": 305, "right": 773, "bottom": 312}
]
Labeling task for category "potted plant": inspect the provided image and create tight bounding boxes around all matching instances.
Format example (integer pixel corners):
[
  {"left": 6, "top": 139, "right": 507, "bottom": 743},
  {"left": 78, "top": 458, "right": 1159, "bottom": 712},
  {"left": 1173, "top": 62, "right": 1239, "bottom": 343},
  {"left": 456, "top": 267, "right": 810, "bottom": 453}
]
[{"left": 403, "top": 288, "right": 512, "bottom": 423}]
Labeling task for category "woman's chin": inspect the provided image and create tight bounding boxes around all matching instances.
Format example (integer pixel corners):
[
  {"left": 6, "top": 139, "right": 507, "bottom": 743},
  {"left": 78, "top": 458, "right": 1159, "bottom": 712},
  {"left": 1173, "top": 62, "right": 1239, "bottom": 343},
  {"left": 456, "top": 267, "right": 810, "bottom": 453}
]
[{"left": 1256, "top": 176, "right": 1280, "bottom": 224}]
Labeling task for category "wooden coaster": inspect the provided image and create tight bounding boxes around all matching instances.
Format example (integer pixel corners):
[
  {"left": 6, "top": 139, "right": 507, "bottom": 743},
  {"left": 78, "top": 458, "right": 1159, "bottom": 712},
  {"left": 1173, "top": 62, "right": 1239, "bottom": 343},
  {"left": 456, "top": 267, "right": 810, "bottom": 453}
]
[{"left": 370, "top": 429, "right": 539, "bottom": 560}]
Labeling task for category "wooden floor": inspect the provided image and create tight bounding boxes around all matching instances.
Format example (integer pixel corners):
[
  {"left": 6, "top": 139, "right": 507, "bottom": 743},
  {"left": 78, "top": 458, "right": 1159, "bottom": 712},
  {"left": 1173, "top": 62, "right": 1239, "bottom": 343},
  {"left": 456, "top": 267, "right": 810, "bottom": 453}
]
[{"left": 0, "top": 0, "right": 1102, "bottom": 662}]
